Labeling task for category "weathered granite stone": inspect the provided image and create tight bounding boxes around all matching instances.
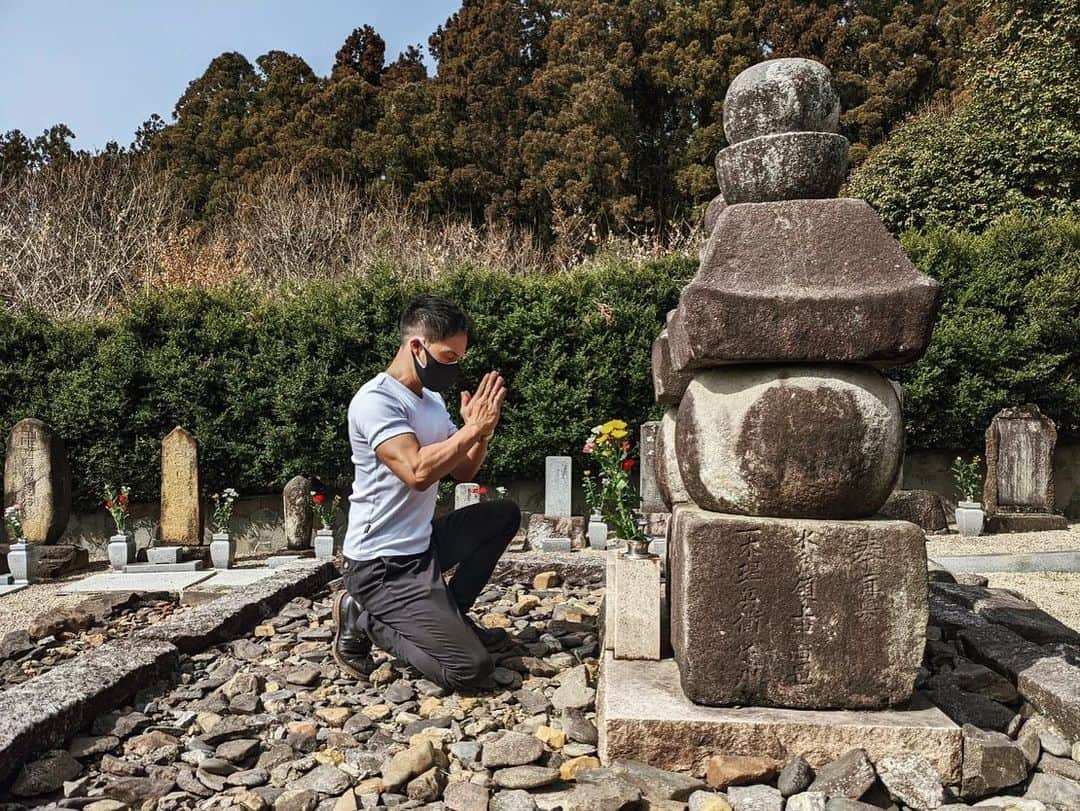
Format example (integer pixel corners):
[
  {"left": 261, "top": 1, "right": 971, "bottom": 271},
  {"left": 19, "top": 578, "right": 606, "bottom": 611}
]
[
  {"left": 282, "top": 476, "right": 313, "bottom": 550},
  {"left": 878, "top": 490, "right": 948, "bottom": 534},
  {"left": 656, "top": 408, "right": 692, "bottom": 510},
  {"left": 524, "top": 514, "right": 586, "bottom": 551},
  {"left": 723, "top": 58, "right": 840, "bottom": 145},
  {"left": 669, "top": 200, "right": 941, "bottom": 368},
  {"left": 3, "top": 418, "right": 72, "bottom": 544},
  {"left": 653, "top": 329, "right": 692, "bottom": 406},
  {"left": 983, "top": 404, "right": 1067, "bottom": 532},
  {"left": 1024, "top": 772, "right": 1080, "bottom": 809},
  {"left": 715, "top": 133, "right": 848, "bottom": 204},
  {"left": 960, "top": 724, "right": 1029, "bottom": 800},
  {"left": 806, "top": 749, "right": 875, "bottom": 799},
  {"left": 778, "top": 755, "right": 815, "bottom": 797},
  {"left": 598, "top": 655, "right": 962, "bottom": 783},
  {"left": 669, "top": 506, "right": 926, "bottom": 708},
  {"left": 160, "top": 426, "right": 203, "bottom": 546},
  {"left": 675, "top": 367, "right": 903, "bottom": 518},
  {"left": 704, "top": 194, "right": 727, "bottom": 234},
  {"left": 35, "top": 544, "right": 90, "bottom": 578},
  {"left": 545, "top": 456, "right": 572, "bottom": 517},
  {"left": 874, "top": 753, "right": 946, "bottom": 811},
  {"left": 727, "top": 784, "right": 783, "bottom": 811},
  {"left": 932, "top": 582, "right": 1080, "bottom": 646}
]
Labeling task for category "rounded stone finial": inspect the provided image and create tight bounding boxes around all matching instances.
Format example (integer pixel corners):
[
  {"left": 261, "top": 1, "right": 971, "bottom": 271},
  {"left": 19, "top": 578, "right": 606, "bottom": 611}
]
[{"left": 723, "top": 58, "right": 840, "bottom": 145}]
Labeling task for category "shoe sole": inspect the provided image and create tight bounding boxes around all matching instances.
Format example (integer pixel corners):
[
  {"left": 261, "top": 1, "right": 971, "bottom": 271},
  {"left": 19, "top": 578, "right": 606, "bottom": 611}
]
[{"left": 332, "top": 589, "right": 372, "bottom": 681}]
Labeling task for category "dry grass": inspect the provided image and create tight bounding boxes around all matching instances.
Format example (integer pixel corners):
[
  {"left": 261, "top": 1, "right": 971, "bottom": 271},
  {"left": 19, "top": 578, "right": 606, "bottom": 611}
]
[{"left": 0, "top": 161, "right": 701, "bottom": 318}]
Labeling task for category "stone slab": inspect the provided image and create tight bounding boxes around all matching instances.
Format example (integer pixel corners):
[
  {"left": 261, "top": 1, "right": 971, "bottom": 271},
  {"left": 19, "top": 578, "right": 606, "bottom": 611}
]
[
  {"left": 0, "top": 583, "right": 27, "bottom": 597},
  {"left": 669, "top": 506, "right": 927, "bottom": 709},
  {"left": 123, "top": 561, "right": 205, "bottom": 573},
  {"left": 670, "top": 199, "right": 940, "bottom": 369},
  {"left": 538, "top": 537, "right": 573, "bottom": 553},
  {"left": 136, "top": 559, "right": 338, "bottom": 653},
  {"left": 159, "top": 425, "right": 202, "bottom": 545},
  {"left": 598, "top": 654, "right": 961, "bottom": 783},
  {"left": 984, "top": 404, "right": 1058, "bottom": 514},
  {"left": 61, "top": 571, "right": 215, "bottom": 594},
  {"left": 202, "top": 568, "right": 278, "bottom": 586},
  {"left": 283, "top": 474, "right": 314, "bottom": 550},
  {"left": 491, "top": 550, "right": 606, "bottom": 589},
  {"left": 525, "top": 514, "right": 587, "bottom": 551},
  {"left": 3, "top": 417, "right": 72, "bottom": 545},
  {"left": 0, "top": 636, "right": 179, "bottom": 784},
  {"left": 612, "top": 555, "right": 661, "bottom": 660},
  {"left": 985, "top": 512, "right": 1068, "bottom": 533},
  {"left": 267, "top": 554, "right": 307, "bottom": 569},
  {"left": 931, "top": 551, "right": 1080, "bottom": 574}
]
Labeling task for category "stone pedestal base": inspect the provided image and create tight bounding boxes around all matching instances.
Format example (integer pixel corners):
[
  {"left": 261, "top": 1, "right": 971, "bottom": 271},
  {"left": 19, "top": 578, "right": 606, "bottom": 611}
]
[
  {"left": 108, "top": 535, "right": 136, "bottom": 572},
  {"left": 314, "top": 529, "right": 336, "bottom": 559},
  {"left": 986, "top": 512, "right": 1068, "bottom": 533},
  {"left": 525, "top": 514, "right": 586, "bottom": 550},
  {"left": 147, "top": 545, "right": 207, "bottom": 564},
  {"left": 611, "top": 554, "right": 662, "bottom": 660},
  {"left": 598, "top": 654, "right": 962, "bottom": 783},
  {"left": 669, "top": 506, "right": 927, "bottom": 708}
]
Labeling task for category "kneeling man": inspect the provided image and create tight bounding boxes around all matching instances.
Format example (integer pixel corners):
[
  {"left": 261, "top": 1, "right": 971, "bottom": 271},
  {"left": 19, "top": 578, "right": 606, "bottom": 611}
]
[{"left": 333, "top": 295, "right": 519, "bottom": 690}]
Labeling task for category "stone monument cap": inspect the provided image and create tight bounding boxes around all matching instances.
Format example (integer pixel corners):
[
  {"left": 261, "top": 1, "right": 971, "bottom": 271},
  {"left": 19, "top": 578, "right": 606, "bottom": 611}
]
[{"left": 723, "top": 58, "right": 840, "bottom": 145}]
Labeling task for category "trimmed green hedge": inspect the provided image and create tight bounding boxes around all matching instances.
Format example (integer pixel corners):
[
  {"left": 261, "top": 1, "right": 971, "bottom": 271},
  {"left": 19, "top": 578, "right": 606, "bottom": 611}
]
[
  {"left": 0, "top": 260, "right": 690, "bottom": 510},
  {"left": 2, "top": 216, "right": 1077, "bottom": 511},
  {"left": 898, "top": 214, "right": 1080, "bottom": 450}
]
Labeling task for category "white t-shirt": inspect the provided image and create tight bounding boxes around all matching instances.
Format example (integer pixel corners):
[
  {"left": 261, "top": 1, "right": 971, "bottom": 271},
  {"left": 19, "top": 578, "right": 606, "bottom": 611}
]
[{"left": 343, "top": 372, "right": 458, "bottom": 561}]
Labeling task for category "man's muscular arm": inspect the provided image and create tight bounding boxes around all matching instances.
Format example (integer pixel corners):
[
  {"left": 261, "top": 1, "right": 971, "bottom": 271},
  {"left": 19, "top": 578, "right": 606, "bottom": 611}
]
[
  {"left": 377, "top": 371, "right": 505, "bottom": 491},
  {"left": 375, "top": 425, "right": 486, "bottom": 491}
]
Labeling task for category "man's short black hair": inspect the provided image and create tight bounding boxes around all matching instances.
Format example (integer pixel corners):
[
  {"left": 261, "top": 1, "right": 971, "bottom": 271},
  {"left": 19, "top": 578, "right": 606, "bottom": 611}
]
[{"left": 400, "top": 295, "right": 471, "bottom": 342}]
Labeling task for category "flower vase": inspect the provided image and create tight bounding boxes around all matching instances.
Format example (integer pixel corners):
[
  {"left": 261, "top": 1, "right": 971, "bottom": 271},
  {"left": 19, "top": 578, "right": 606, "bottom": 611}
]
[
  {"left": 107, "top": 533, "right": 136, "bottom": 572},
  {"left": 210, "top": 532, "right": 235, "bottom": 569},
  {"left": 7, "top": 539, "right": 39, "bottom": 584},
  {"left": 314, "top": 528, "right": 335, "bottom": 559},
  {"left": 956, "top": 501, "right": 984, "bottom": 537},
  {"left": 587, "top": 512, "right": 608, "bottom": 550}
]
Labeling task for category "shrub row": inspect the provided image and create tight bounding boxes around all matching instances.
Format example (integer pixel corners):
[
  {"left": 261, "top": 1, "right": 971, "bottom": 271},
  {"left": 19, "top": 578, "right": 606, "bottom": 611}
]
[{"left": 1, "top": 215, "right": 1076, "bottom": 511}]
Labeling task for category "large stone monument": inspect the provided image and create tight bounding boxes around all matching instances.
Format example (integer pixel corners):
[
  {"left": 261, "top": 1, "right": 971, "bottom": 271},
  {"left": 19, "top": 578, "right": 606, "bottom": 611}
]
[
  {"left": 601, "top": 58, "right": 960, "bottom": 777},
  {"left": 160, "top": 426, "right": 203, "bottom": 545},
  {"left": 983, "top": 404, "right": 1067, "bottom": 532},
  {"left": 3, "top": 418, "right": 72, "bottom": 544}
]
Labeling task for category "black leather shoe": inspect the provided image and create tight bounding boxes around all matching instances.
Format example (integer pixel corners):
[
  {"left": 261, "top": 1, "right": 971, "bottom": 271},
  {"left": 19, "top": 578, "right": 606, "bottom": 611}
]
[
  {"left": 463, "top": 613, "right": 510, "bottom": 651},
  {"left": 332, "top": 590, "right": 376, "bottom": 680}
]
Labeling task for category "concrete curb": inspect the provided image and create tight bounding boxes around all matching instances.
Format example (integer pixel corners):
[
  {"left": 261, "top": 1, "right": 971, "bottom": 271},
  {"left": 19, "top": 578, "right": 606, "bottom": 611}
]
[
  {"left": 930, "top": 551, "right": 1080, "bottom": 573},
  {"left": 0, "top": 559, "right": 338, "bottom": 784}
]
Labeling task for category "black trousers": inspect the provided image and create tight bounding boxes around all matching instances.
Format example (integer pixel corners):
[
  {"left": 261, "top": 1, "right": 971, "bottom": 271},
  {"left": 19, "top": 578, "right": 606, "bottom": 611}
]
[{"left": 342, "top": 499, "right": 519, "bottom": 690}]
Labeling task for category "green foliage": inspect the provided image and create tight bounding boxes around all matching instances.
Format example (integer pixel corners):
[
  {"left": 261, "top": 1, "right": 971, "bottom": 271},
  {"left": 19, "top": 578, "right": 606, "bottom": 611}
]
[
  {"left": 0, "top": 260, "right": 689, "bottom": 510},
  {"left": 896, "top": 214, "right": 1080, "bottom": 451},
  {"left": 847, "top": 0, "right": 1080, "bottom": 233},
  {"left": 950, "top": 455, "right": 983, "bottom": 502}
]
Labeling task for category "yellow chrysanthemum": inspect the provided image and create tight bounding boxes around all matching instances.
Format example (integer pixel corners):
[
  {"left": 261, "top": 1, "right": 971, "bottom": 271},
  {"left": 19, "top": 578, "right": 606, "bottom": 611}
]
[{"left": 611, "top": 429, "right": 628, "bottom": 439}]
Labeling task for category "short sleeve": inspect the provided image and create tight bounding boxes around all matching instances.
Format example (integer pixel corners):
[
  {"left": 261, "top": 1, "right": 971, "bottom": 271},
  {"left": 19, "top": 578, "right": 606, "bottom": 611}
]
[
  {"left": 435, "top": 392, "right": 458, "bottom": 438},
  {"left": 352, "top": 387, "right": 415, "bottom": 450}
]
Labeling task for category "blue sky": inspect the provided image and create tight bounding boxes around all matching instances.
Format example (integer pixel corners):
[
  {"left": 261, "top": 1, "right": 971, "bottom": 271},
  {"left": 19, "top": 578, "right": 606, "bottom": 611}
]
[{"left": 0, "top": 0, "right": 460, "bottom": 151}]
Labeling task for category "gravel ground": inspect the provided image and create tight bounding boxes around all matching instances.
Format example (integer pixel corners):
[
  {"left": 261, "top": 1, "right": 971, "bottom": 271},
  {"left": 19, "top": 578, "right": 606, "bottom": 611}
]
[
  {"left": 926, "top": 521, "right": 1080, "bottom": 557},
  {"left": 0, "top": 576, "right": 87, "bottom": 637},
  {"left": 983, "top": 571, "right": 1080, "bottom": 632}
]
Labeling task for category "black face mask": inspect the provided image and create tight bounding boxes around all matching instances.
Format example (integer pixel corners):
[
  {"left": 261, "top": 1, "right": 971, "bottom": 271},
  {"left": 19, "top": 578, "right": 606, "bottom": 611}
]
[{"left": 412, "top": 342, "right": 461, "bottom": 393}]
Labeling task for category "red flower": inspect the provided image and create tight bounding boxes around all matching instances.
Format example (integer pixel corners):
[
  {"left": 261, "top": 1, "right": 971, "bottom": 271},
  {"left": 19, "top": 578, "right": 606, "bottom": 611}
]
[
  {"left": 621, "top": 440, "right": 630, "bottom": 452},
  {"left": 313, "top": 493, "right": 326, "bottom": 505},
  {"left": 478, "top": 486, "right": 488, "bottom": 495},
  {"left": 118, "top": 493, "right": 128, "bottom": 503},
  {"left": 622, "top": 458, "right": 636, "bottom": 471},
  {"left": 105, "top": 500, "right": 114, "bottom": 509}
]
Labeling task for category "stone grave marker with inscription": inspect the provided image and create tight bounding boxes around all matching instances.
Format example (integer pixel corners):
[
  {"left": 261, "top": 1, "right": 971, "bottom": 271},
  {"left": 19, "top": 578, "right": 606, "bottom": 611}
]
[
  {"left": 602, "top": 58, "right": 959, "bottom": 771},
  {"left": 544, "top": 456, "right": 571, "bottom": 517},
  {"left": 525, "top": 456, "right": 586, "bottom": 550},
  {"left": 3, "top": 418, "right": 72, "bottom": 545},
  {"left": 454, "top": 482, "right": 481, "bottom": 511},
  {"left": 983, "top": 404, "right": 1067, "bottom": 532},
  {"left": 155, "top": 427, "right": 205, "bottom": 564}
]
